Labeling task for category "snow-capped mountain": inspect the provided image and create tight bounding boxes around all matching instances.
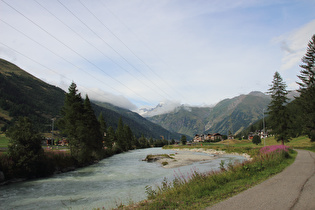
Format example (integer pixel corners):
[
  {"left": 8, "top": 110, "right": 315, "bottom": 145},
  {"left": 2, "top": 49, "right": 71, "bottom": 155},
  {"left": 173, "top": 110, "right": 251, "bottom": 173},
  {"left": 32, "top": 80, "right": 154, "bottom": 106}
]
[{"left": 137, "top": 101, "right": 181, "bottom": 117}]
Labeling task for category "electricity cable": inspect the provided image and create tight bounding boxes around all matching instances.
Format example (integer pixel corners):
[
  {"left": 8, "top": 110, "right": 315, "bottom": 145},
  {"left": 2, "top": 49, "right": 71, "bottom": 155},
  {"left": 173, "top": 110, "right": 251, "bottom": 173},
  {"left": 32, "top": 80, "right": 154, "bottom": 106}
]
[
  {"left": 1, "top": 0, "right": 152, "bottom": 104},
  {"left": 58, "top": 0, "right": 173, "bottom": 100}
]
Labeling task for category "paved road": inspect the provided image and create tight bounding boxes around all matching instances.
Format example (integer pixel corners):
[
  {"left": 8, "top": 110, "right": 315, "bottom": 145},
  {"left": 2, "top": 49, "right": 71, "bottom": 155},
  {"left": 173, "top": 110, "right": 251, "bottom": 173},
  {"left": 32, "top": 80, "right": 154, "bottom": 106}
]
[{"left": 206, "top": 149, "right": 315, "bottom": 210}]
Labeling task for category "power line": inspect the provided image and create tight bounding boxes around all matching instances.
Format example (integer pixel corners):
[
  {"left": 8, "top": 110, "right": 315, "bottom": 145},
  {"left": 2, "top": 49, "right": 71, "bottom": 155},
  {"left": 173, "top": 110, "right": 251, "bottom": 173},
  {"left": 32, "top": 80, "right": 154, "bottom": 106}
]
[
  {"left": 33, "top": 0, "right": 169, "bottom": 102},
  {"left": 1, "top": 0, "right": 152, "bottom": 104},
  {"left": 0, "top": 18, "right": 121, "bottom": 95},
  {"left": 98, "top": 0, "right": 191, "bottom": 102},
  {"left": 57, "top": 0, "right": 174, "bottom": 100},
  {"left": 0, "top": 41, "right": 139, "bottom": 109}
]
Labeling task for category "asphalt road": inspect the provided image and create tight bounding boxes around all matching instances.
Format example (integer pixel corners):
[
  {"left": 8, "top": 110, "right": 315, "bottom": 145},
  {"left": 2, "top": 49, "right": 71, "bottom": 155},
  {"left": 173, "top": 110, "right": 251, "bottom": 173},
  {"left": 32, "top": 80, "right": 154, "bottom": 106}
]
[{"left": 206, "top": 149, "right": 315, "bottom": 210}]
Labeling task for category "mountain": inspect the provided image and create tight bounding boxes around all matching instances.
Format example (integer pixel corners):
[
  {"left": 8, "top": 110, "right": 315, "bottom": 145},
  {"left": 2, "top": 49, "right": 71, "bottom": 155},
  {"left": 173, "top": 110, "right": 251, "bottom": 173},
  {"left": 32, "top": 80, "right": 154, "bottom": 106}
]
[
  {"left": 91, "top": 101, "right": 181, "bottom": 139},
  {"left": 0, "top": 58, "right": 65, "bottom": 130},
  {"left": 146, "top": 105, "right": 212, "bottom": 138},
  {"left": 204, "top": 92, "right": 271, "bottom": 135},
  {"left": 0, "top": 58, "right": 178, "bottom": 139},
  {"left": 146, "top": 92, "right": 272, "bottom": 138},
  {"left": 138, "top": 101, "right": 181, "bottom": 117}
]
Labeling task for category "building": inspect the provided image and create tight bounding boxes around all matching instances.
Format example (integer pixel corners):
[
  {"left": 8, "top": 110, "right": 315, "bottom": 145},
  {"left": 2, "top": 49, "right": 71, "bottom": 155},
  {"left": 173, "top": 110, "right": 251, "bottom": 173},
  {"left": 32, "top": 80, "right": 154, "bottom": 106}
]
[{"left": 193, "top": 133, "right": 222, "bottom": 142}]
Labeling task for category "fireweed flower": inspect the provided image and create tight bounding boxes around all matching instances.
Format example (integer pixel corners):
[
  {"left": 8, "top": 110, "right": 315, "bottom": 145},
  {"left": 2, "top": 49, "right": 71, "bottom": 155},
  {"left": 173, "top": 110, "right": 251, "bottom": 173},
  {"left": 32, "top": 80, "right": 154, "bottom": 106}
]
[{"left": 260, "top": 145, "right": 289, "bottom": 154}]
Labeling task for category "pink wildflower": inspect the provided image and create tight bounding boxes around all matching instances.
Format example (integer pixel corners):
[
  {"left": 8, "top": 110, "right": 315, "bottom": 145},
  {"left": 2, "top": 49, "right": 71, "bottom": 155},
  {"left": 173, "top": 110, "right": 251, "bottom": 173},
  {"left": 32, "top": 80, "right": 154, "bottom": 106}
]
[{"left": 260, "top": 145, "right": 289, "bottom": 154}]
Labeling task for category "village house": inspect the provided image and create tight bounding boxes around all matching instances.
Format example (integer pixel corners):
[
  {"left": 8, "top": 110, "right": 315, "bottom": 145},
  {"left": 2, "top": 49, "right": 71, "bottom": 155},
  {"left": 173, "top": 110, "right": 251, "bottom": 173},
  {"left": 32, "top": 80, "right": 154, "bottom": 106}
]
[
  {"left": 193, "top": 133, "right": 222, "bottom": 142},
  {"left": 248, "top": 130, "right": 269, "bottom": 140}
]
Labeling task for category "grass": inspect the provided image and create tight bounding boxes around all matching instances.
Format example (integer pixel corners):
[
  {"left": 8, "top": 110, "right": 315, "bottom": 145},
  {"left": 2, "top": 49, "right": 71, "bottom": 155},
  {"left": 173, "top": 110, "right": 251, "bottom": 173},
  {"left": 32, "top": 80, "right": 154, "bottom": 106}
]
[
  {"left": 129, "top": 147, "right": 296, "bottom": 210},
  {"left": 171, "top": 136, "right": 314, "bottom": 151}
]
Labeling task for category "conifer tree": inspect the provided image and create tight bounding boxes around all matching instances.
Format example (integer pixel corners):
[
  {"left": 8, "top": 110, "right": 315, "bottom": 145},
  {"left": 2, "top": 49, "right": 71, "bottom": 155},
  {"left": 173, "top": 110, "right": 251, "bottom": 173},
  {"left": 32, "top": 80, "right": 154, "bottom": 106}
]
[
  {"left": 98, "top": 112, "right": 108, "bottom": 148},
  {"left": 58, "top": 82, "right": 85, "bottom": 160},
  {"left": 107, "top": 126, "right": 115, "bottom": 150},
  {"left": 59, "top": 83, "right": 103, "bottom": 163},
  {"left": 297, "top": 34, "right": 315, "bottom": 141},
  {"left": 116, "top": 117, "right": 127, "bottom": 151},
  {"left": 267, "top": 72, "right": 291, "bottom": 145},
  {"left": 124, "top": 124, "right": 134, "bottom": 150},
  {"left": 83, "top": 95, "right": 103, "bottom": 159}
]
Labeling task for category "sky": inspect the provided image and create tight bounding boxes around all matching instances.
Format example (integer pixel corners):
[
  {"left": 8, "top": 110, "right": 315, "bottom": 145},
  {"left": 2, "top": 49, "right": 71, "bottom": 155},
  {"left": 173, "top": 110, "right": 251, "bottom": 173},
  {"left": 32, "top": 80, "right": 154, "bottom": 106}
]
[{"left": 1, "top": 0, "right": 315, "bottom": 111}]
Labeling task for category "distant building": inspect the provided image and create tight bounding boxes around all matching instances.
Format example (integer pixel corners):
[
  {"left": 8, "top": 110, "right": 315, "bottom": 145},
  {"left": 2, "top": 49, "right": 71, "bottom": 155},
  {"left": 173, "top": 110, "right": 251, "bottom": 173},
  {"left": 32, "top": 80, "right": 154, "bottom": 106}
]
[{"left": 193, "top": 133, "right": 222, "bottom": 142}]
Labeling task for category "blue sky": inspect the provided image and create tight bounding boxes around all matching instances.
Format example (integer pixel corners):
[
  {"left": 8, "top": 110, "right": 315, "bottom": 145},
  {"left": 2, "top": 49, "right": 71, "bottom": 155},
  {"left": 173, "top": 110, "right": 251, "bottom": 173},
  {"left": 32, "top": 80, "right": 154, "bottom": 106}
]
[{"left": 1, "top": 0, "right": 315, "bottom": 110}]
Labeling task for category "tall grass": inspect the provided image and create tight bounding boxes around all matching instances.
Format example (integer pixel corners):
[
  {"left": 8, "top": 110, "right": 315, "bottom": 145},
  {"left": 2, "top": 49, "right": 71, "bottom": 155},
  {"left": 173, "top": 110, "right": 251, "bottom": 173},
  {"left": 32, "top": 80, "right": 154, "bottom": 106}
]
[{"left": 129, "top": 146, "right": 296, "bottom": 209}]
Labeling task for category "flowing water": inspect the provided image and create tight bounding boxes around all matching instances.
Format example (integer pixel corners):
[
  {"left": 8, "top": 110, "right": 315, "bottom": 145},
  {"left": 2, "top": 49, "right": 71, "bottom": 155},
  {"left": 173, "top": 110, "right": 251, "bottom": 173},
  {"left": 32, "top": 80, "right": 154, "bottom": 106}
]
[{"left": 0, "top": 148, "right": 247, "bottom": 209}]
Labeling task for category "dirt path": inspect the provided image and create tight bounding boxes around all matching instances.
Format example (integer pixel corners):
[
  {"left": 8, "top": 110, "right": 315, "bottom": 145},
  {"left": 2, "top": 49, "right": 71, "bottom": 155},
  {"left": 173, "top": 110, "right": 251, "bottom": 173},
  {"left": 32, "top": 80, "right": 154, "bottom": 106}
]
[{"left": 206, "top": 149, "right": 315, "bottom": 210}]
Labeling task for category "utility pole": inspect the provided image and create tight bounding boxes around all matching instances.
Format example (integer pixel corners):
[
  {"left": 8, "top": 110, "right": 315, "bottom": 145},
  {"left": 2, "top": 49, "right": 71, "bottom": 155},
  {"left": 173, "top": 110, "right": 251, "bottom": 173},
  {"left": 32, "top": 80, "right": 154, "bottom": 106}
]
[
  {"left": 51, "top": 118, "right": 55, "bottom": 145},
  {"left": 263, "top": 109, "right": 266, "bottom": 147}
]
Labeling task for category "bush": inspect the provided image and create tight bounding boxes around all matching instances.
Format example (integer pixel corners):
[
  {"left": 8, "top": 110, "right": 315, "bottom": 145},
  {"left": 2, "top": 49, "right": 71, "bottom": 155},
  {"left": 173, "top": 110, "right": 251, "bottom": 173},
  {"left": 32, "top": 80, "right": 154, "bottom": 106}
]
[{"left": 252, "top": 135, "right": 261, "bottom": 145}]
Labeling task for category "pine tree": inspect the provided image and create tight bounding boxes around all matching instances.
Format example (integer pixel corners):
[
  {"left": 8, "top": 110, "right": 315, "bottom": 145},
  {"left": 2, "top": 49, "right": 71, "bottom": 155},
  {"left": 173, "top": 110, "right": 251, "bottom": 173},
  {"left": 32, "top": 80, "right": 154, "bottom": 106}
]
[
  {"left": 58, "top": 82, "right": 85, "bottom": 160},
  {"left": 124, "top": 124, "right": 134, "bottom": 150},
  {"left": 59, "top": 83, "right": 103, "bottom": 163},
  {"left": 98, "top": 112, "right": 108, "bottom": 148},
  {"left": 107, "top": 126, "right": 115, "bottom": 150},
  {"left": 297, "top": 34, "right": 315, "bottom": 141},
  {"left": 267, "top": 72, "right": 291, "bottom": 145},
  {"left": 83, "top": 95, "right": 103, "bottom": 159},
  {"left": 116, "top": 117, "right": 127, "bottom": 151}
]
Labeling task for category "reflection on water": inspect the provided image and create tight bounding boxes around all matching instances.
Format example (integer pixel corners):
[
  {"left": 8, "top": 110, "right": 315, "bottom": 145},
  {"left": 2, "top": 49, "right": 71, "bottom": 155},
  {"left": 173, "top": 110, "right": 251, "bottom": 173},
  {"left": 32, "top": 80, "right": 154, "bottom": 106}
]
[{"left": 0, "top": 148, "right": 246, "bottom": 209}]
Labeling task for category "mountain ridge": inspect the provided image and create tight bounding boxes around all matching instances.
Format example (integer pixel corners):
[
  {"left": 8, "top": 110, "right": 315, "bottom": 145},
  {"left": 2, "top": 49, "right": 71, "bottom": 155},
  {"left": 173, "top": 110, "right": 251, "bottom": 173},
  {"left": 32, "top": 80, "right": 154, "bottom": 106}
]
[{"left": 146, "top": 92, "right": 272, "bottom": 138}]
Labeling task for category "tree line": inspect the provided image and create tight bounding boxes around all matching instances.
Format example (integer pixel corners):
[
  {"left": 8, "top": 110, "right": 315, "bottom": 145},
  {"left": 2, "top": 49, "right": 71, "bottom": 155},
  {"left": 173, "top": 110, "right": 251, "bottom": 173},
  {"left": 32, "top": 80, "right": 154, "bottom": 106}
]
[
  {"left": 57, "top": 82, "right": 172, "bottom": 164},
  {"left": 0, "top": 82, "right": 170, "bottom": 181}
]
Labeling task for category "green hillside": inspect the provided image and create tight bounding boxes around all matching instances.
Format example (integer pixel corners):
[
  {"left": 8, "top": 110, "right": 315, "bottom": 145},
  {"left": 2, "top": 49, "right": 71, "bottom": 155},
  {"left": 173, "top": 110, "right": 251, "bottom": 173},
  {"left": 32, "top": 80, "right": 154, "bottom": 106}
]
[
  {"left": 0, "top": 58, "right": 178, "bottom": 139},
  {"left": 205, "top": 93, "right": 270, "bottom": 134},
  {"left": 0, "top": 58, "right": 65, "bottom": 131}
]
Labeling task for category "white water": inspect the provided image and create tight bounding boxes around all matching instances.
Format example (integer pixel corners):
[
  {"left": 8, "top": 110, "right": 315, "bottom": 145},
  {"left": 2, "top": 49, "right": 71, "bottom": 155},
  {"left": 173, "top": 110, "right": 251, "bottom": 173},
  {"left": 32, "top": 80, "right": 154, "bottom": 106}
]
[{"left": 0, "top": 148, "right": 246, "bottom": 209}]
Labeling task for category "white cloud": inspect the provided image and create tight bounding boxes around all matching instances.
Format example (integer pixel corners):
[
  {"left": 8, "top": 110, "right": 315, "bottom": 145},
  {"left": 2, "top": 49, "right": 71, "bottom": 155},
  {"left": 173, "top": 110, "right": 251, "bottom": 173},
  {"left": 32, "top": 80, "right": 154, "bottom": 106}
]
[
  {"left": 80, "top": 87, "right": 137, "bottom": 110},
  {"left": 276, "top": 19, "right": 315, "bottom": 71}
]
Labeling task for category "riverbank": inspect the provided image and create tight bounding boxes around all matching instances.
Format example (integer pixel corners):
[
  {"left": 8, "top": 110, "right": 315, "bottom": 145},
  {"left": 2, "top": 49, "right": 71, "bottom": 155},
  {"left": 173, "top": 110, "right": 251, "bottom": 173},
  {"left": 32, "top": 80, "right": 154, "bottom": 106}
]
[
  {"left": 127, "top": 146, "right": 296, "bottom": 210},
  {"left": 153, "top": 148, "right": 251, "bottom": 169}
]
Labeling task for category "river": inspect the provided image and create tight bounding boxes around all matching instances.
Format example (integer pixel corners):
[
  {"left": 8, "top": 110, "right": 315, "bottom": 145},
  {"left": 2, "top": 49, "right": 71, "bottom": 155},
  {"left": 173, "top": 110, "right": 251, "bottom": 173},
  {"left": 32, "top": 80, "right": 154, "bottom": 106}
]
[{"left": 0, "top": 147, "right": 247, "bottom": 209}]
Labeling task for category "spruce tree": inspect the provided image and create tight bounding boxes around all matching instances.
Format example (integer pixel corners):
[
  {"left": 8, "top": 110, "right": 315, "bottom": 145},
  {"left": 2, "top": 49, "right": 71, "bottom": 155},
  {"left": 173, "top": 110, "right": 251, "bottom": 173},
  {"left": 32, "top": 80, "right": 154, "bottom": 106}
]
[
  {"left": 115, "top": 117, "right": 127, "bottom": 151},
  {"left": 58, "top": 82, "right": 85, "bottom": 160},
  {"left": 98, "top": 112, "right": 108, "bottom": 148},
  {"left": 59, "top": 83, "right": 103, "bottom": 163},
  {"left": 267, "top": 72, "right": 291, "bottom": 145},
  {"left": 107, "top": 126, "right": 115, "bottom": 149},
  {"left": 297, "top": 34, "right": 315, "bottom": 141},
  {"left": 124, "top": 124, "right": 134, "bottom": 150},
  {"left": 83, "top": 95, "right": 103, "bottom": 159}
]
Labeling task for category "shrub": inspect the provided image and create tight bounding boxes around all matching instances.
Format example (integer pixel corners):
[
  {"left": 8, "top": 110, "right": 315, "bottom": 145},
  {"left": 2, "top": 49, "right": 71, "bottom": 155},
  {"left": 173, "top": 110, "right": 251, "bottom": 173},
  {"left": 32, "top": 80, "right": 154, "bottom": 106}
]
[{"left": 252, "top": 135, "right": 261, "bottom": 145}]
